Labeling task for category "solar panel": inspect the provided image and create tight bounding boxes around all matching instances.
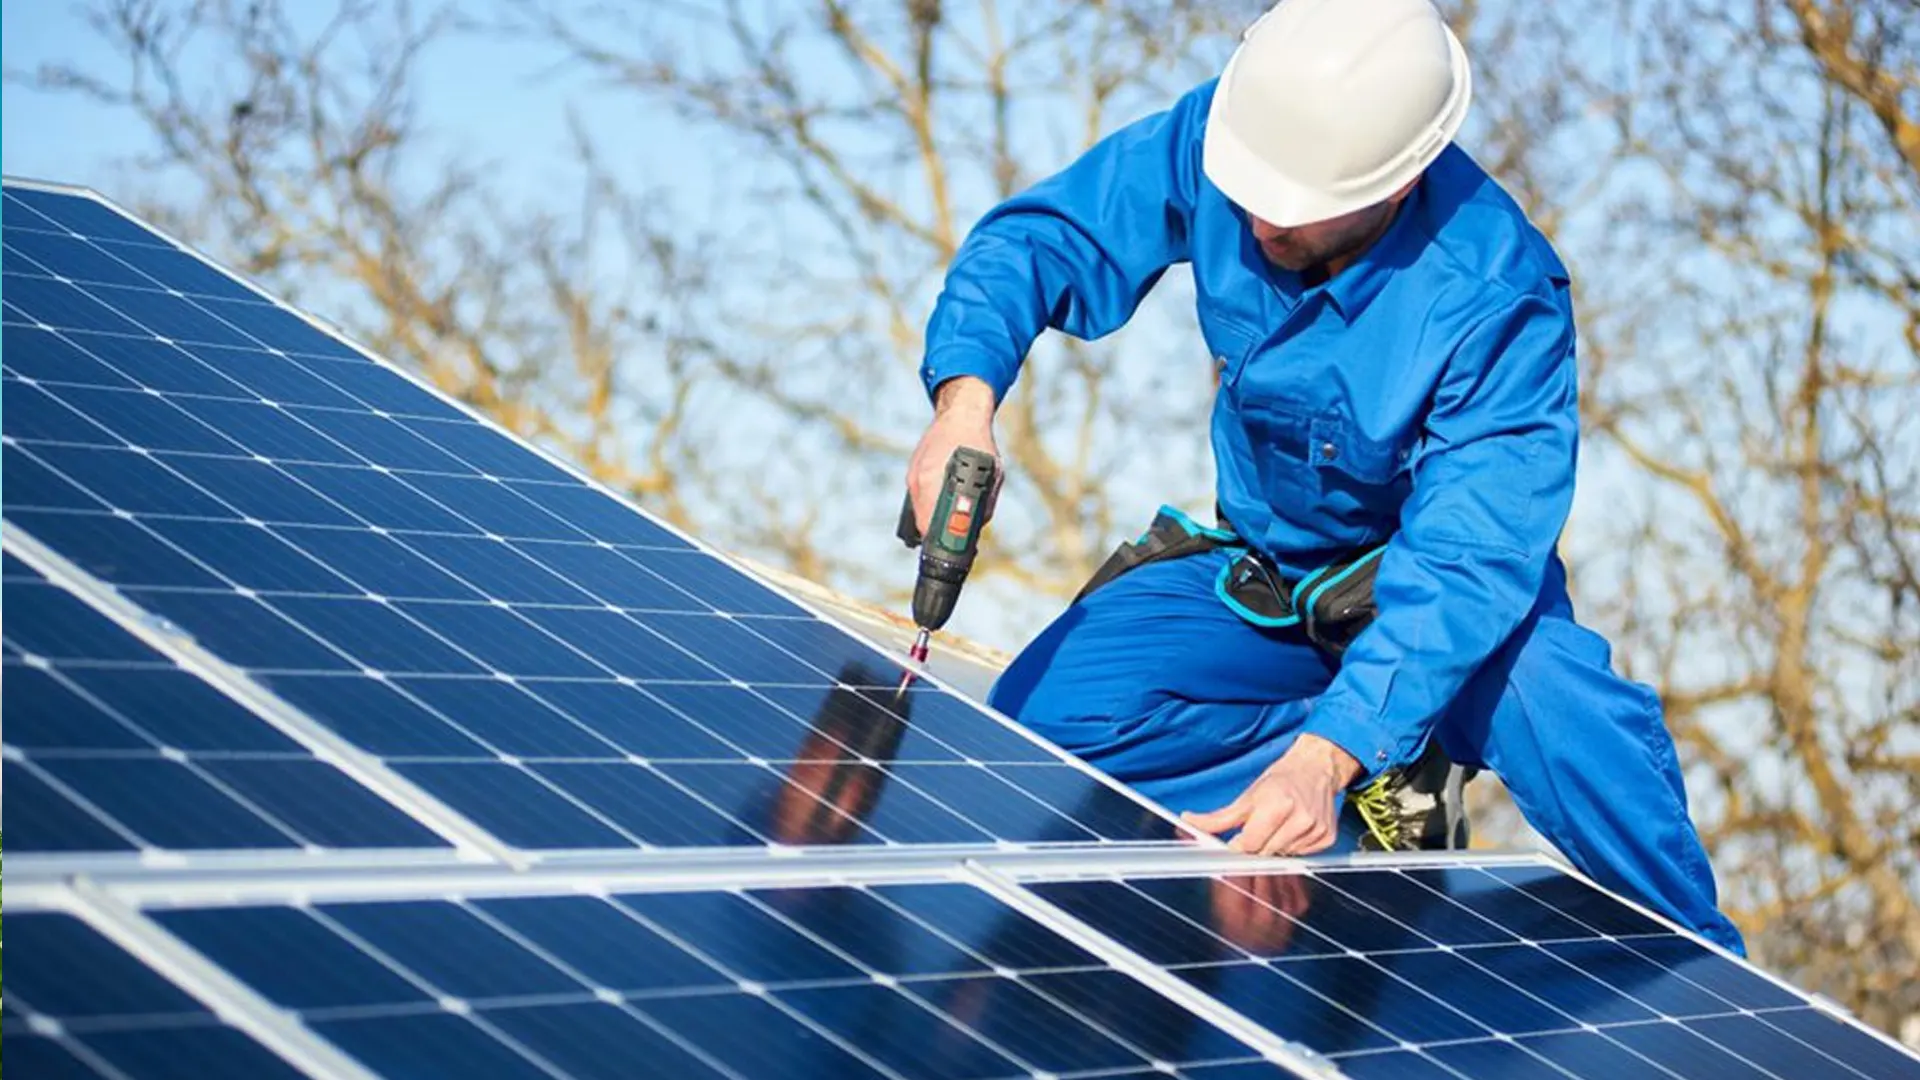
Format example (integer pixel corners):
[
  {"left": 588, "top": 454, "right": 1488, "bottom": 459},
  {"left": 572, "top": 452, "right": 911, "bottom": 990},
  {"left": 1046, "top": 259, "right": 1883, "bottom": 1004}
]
[
  {"left": 0, "top": 179, "right": 1180, "bottom": 856},
  {"left": 2, "top": 554, "right": 450, "bottom": 855},
  {"left": 1013, "top": 863, "right": 1920, "bottom": 1080},
  {"left": 3, "top": 875, "right": 1311, "bottom": 1080},
  {"left": 8, "top": 179, "right": 1919, "bottom": 1080},
  {"left": 2, "top": 911, "right": 334, "bottom": 1079}
]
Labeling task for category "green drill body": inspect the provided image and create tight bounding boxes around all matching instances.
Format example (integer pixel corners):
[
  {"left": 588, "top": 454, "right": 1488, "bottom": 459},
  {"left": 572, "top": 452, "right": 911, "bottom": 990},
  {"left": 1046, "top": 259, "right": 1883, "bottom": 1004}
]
[{"left": 897, "top": 446, "right": 1000, "bottom": 665}]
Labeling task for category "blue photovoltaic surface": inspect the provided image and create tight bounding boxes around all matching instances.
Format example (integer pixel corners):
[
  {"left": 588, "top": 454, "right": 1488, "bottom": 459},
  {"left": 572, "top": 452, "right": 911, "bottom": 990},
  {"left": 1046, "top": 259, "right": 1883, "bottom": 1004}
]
[
  {"left": 0, "top": 912, "right": 310, "bottom": 1080},
  {"left": 0, "top": 181, "right": 1178, "bottom": 852},
  {"left": 1027, "top": 864, "right": 1920, "bottom": 1080},
  {"left": 1, "top": 553, "right": 448, "bottom": 854},
  {"left": 143, "top": 881, "right": 1303, "bottom": 1080},
  {"left": 13, "top": 181, "right": 1918, "bottom": 1080}
]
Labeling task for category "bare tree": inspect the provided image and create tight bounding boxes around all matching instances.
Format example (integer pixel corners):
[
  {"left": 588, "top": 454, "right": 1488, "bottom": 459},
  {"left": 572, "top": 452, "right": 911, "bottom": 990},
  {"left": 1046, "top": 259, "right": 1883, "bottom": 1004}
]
[
  {"left": 504, "top": 0, "right": 1261, "bottom": 635},
  {"left": 1575, "top": 0, "right": 1919, "bottom": 1034},
  {"left": 12, "top": 0, "right": 717, "bottom": 528}
]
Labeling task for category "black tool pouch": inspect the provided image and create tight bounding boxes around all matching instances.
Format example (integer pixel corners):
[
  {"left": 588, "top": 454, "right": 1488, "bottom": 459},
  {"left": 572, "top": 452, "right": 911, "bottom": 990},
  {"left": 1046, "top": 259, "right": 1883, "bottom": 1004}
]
[
  {"left": 1294, "top": 544, "right": 1387, "bottom": 658},
  {"left": 1075, "top": 505, "right": 1388, "bottom": 660},
  {"left": 1072, "top": 505, "right": 1239, "bottom": 605}
]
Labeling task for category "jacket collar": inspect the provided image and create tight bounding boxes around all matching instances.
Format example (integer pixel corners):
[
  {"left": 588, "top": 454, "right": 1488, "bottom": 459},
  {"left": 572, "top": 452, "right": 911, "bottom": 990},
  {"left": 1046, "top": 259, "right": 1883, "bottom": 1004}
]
[{"left": 1320, "top": 178, "right": 1427, "bottom": 322}]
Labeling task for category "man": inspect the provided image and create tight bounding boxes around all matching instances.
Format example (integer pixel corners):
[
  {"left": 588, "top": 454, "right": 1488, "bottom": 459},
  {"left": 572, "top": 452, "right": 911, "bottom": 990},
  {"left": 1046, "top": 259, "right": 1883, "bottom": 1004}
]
[{"left": 904, "top": 0, "right": 1744, "bottom": 953}]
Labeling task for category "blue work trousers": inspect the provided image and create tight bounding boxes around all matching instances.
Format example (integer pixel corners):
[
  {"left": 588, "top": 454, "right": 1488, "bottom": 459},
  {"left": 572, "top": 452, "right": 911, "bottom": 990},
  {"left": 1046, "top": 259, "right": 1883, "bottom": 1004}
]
[{"left": 987, "top": 548, "right": 1745, "bottom": 956}]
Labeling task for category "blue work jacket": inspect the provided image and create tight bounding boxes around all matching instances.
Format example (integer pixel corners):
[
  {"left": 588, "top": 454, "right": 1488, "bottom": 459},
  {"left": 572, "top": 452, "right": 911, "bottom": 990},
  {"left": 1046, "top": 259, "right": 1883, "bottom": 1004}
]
[{"left": 920, "top": 79, "right": 1580, "bottom": 779}]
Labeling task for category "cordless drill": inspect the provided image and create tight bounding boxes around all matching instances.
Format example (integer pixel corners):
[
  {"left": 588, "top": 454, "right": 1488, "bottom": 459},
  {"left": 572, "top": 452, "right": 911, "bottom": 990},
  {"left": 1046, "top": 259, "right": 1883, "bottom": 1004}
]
[{"left": 896, "top": 446, "right": 1000, "bottom": 667}]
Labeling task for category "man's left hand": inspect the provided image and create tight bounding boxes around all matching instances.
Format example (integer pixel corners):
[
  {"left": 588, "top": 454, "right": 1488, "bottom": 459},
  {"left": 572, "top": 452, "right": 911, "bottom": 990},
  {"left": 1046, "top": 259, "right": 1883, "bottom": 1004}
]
[{"left": 1182, "top": 734, "right": 1364, "bottom": 856}]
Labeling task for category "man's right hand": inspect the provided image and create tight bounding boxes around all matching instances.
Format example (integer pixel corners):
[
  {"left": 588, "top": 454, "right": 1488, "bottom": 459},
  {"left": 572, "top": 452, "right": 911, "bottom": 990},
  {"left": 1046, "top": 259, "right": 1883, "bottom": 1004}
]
[{"left": 907, "top": 376, "right": 1001, "bottom": 537}]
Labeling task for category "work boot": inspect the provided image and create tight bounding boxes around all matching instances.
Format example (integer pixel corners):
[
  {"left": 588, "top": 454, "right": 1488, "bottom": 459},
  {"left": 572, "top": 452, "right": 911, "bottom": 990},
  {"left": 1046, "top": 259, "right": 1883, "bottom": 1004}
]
[{"left": 1349, "top": 740, "right": 1476, "bottom": 851}]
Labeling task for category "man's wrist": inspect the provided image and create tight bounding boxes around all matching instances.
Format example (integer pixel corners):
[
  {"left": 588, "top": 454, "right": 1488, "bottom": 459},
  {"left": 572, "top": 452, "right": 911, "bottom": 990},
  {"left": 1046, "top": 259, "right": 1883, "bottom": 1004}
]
[
  {"left": 1289, "top": 733, "right": 1364, "bottom": 787},
  {"left": 933, "top": 376, "right": 997, "bottom": 417}
]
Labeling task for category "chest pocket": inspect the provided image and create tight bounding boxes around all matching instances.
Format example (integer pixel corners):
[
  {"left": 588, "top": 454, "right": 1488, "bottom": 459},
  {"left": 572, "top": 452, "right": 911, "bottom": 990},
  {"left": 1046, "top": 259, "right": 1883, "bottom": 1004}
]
[
  {"left": 1305, "top": 415, "right": 1408, "bottom": 485},
  {"left": 1242, "top": 406, "right": 1411, "bottom": 539}
]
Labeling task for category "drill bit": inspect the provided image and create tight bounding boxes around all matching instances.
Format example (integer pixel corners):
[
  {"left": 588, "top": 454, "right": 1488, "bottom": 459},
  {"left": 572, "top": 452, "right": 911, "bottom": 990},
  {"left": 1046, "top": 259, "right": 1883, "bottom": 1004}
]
[{"left": 894, "top": 627, "right": 932, "bottom": 699}]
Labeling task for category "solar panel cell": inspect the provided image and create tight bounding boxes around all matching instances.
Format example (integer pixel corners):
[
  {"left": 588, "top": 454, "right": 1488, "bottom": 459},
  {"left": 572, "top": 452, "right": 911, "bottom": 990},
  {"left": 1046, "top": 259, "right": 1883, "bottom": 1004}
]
[
  {"left": 36, "top": 758, "right": 304, "bottom": 849},
  {"left": 1518, "top": 1029, "right": 1670, "bottom": 1080},
  {"left": 499, "top": 480, "right": 695, "bottom": 549},
  {"left": 52, "top": 667, "right": 301, "bottom": 752},
  {"left": 389, "top": 602, "right": 605, "bottom": 677},
  {"left": 1175, "top": 962, "right": 1399, "bottom": 1054},
  {"left": 1603, "top": 1020, "right": 1779, "bottom": 1079},
  {"left": 1, "top": 913, "right": 312, "bottom": 1078},
  {"left": 6, "top": 665, "right": 157, "bottom": 750},
  {"left": 193, "top": 296, "right": 366, "bottom": 359},
  {"left": 1483, "top": 863, "right": 1668, "bottom": 937},
  {"left": 2, "top": 324, "right": 138, "bottom": 386},
  {"left": 635, "top": 994, "right": 895, "bottom": 1080},
  {"left": 198, "top": 759, "right": 446, "bottom": 849},
  {"left": 155, "top": 452, "right": 362, "bottom": 524},
  {"left": 277, "top": 462, "right": 477, "bottom": 530},
  {"left": 89, "top": 240, "right": 263, "bottom": 301},
  {"left": 5, "top": 228, "right": 159, "bottom": 288},
  {"left": 62, "top": 1027, "right": 313, "bottom": 1080},
  {"left": 3, "top": 575, "right": 165, "bottom": 662},
  {"left": 3, "top": 766, "right": 140, "bottom": 851},
  {"left": 510, "top": 680, "right": 739, "bottom": 758},
  {"left": 290, "top": 357, "right": 469, "bottom": 418},
  {"left": 390, "top": 762, "right": 634, "bottom": 848},
  {"left": 88, "top": 283, "right": 261, "bottom": 347},
  {"left": 1460, "top": 942, "right": 1661, "bottom": 1026},
  {"left": 4, "top": 380, "right": 121, "bottom": 444},
  {"left": 780, "top": 983, "right": 1030, "bottom": 1077},
  {"left": 900, "top": 974, "right": 1155, "bottom": 1072},
  {"left": 398, "top": 474, "right": 589, "bottom": 539},
  {"left": 1752, "top": 1010, "right": 1920, "bottom": 1079},
  {"left": 311, "top": 1012, "right": 561, "bottom": 1079},
  {"left": 121, "top": 590, "right": 357, "bottom": 671},
  {"left": 6, "top": 187, "right": 172, "bottom": 244},
  {"left": 523, "top": 763, "right": 756, "bottom": 846},
  {"left": 63, "top": 329, "right": 257, "bottom": 395},
  {"left": 1020, "top": 968, "right": 1265, "bottom": 1065},
  {"left": 5, "top": 273, "right": 150, "bottom": 335},
  {"left": 8, "top": 509, "right": 229, "bottom": 589},
  {"left": 4, "top": 450, "right": 110, "bottom": 509},
  {"left": 168, "top": 396, "right": 362, "bottom": 462}
]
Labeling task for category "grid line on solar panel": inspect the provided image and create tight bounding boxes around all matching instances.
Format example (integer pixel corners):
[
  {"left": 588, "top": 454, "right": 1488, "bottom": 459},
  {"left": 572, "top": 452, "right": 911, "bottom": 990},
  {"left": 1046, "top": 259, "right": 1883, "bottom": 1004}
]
[
  {"left": 131, "top": 881, "right": 1298, "bottom": 1080},
  {"left": 1, "top": 180, "right": 1186, "bottom": 852},
  {"left": 1, "top": 552, "right": 453, "bottom": 856},
  {"left": 1, "top": 908, "right": 369, "bottom": 1080},
  {"left": 1007, "top": 864, "right": 1920, "bottom": 1080}
]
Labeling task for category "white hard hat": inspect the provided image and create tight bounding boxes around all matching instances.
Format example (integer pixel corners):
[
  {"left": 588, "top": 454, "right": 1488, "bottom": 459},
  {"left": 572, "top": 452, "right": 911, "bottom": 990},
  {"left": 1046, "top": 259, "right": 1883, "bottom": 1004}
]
[{"left": 1203, "top": 0, "right": 1472, "bottom": 227}]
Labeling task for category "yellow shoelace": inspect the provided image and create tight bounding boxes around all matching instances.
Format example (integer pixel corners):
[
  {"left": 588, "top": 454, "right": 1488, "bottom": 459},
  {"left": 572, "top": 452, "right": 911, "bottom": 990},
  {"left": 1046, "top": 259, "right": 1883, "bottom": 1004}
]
[{"left": 1350, "top": 774, "right": 1402, "bottom": 850}]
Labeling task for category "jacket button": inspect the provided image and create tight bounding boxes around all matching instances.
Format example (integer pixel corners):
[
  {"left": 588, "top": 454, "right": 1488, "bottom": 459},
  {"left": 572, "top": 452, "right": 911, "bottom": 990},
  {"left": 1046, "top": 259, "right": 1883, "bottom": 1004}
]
[{"left": 1320, "top": 442, "right": 1338, "bottom": 461}]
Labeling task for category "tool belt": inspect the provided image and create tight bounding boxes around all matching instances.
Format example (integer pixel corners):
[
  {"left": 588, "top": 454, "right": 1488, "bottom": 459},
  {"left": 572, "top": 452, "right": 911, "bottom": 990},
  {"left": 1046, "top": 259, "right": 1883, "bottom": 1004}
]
[{"left": 1074, "top": 505, "right": 1386, "bottom": 658}]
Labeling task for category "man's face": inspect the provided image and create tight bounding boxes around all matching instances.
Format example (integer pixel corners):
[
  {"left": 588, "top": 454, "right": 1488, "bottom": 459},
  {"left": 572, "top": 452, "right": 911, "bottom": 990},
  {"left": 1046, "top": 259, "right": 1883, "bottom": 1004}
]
[{"left": 1249, "top": 201, "right": 1397, "bottom": 272}]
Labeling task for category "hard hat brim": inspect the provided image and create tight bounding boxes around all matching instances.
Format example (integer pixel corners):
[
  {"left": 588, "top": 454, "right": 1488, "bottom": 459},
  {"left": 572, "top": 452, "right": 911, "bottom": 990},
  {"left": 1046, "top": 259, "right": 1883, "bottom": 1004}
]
[{"left": 1202, "top": 23, "right": 1473, "bottom": 228}]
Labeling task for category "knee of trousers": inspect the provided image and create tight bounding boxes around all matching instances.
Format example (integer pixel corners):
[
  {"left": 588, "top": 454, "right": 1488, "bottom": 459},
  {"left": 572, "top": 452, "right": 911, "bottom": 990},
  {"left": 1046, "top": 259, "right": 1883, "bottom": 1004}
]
[
  {"left": 1485, "top": 618, "right": 1683, "bottom": 769},
  {"left": 991, "top": 677, "right": 1305, "bottom": 787}
]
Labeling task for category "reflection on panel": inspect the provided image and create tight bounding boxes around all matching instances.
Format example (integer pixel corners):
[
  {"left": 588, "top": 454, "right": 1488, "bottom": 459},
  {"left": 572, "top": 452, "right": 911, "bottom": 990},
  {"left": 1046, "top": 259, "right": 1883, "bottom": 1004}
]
[{"left": 141, "top": 882, "right": 1300, "bottom": 1079}]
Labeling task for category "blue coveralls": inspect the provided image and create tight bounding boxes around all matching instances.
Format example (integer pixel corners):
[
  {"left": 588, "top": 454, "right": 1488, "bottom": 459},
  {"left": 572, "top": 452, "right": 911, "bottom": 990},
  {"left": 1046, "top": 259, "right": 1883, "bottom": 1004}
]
[{"left": 921, "top": 80, "right": 1745, "bottom": 955}]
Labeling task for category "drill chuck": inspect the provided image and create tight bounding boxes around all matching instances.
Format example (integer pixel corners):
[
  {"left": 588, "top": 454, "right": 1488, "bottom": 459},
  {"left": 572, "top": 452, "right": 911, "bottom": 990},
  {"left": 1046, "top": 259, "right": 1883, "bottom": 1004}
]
[{"left": 911, "top": 573, "right": 965, "bottom": 633}]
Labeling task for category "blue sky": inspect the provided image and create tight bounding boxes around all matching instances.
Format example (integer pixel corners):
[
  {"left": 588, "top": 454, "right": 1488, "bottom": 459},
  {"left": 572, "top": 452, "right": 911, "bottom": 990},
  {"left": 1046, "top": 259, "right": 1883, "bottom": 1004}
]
[
  {"left": 3, "top": 3, "right": 707, "bottom": 218},
  {"left": 0, "top": 0, "right": 1629, "bottom": 653}
]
